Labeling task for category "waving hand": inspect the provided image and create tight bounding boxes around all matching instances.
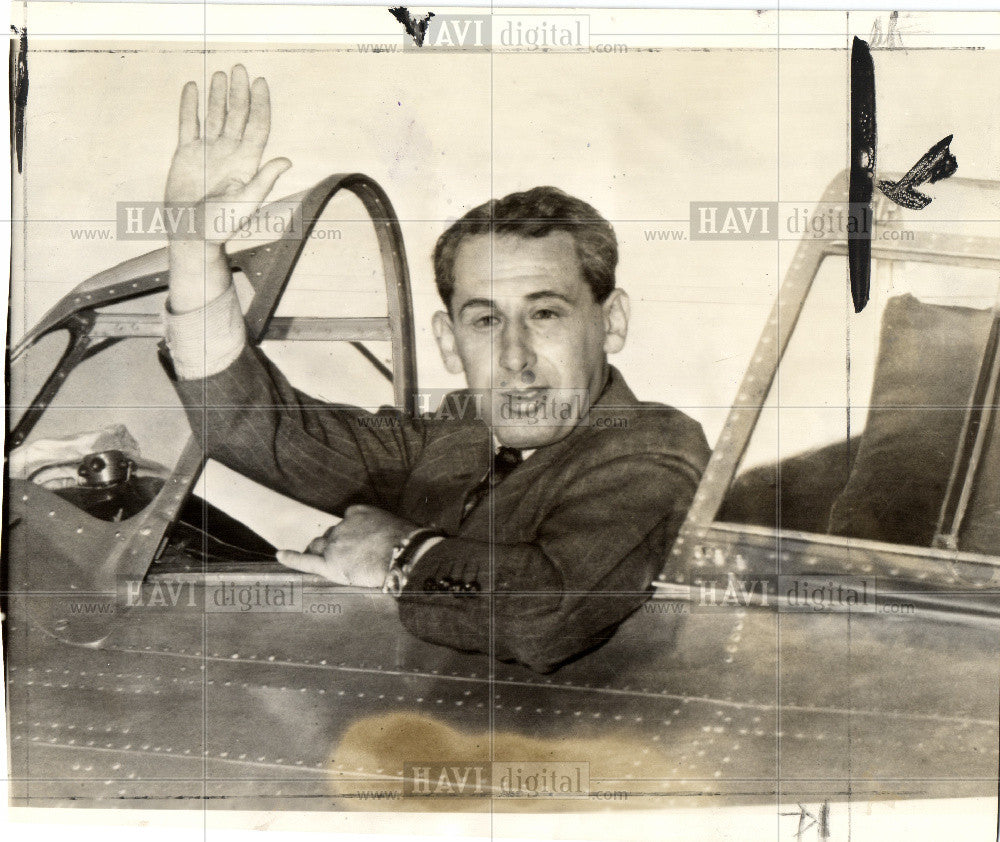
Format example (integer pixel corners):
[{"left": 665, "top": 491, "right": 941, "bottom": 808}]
[{"left": 165, "top": 65, "right": 291, "bottom": 313}]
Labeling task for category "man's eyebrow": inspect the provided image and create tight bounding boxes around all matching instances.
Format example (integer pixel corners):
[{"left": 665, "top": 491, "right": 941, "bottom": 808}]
[
  {"left": 524, "top": 291, "right": 574, "bottom": 304},
  {"left": 458, "top": 297, "right": 495, "bottom": 315},
  {"left": 457, "top": 291, "right": 575, "bottom": 316}
]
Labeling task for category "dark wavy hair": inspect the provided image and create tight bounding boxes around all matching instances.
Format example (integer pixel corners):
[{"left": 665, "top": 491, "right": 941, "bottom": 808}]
[{"left": 433, "top": 186, "right": 618, "bottom": 311}]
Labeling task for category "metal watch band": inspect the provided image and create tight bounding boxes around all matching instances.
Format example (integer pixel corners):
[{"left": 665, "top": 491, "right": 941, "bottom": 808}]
[{"left": 382, "top": 528, "right": 444, "bottom": 597}]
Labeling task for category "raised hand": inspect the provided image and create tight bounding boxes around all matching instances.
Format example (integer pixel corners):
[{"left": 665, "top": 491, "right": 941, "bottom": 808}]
[
  {"left": 165, "top": 65, "right": 291, "bottom": 313},
  {"left": 166, "top": 64, "right": 291, "bottom": 243}
]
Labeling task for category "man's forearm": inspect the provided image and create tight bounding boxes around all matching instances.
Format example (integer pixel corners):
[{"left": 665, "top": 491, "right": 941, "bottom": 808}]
[{"left": 396, "top": 529, "right": 667, "bottom": 673}]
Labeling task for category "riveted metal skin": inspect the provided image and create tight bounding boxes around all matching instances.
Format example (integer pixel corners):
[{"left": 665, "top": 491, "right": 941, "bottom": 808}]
[{"left": 5, "top": 569, "right": 999, "bottom": 809}]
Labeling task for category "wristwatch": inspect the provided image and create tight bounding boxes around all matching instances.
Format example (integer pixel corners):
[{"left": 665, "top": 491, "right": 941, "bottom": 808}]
[{"left": 382, "top": 527, "right": 444, "bottom": 597}]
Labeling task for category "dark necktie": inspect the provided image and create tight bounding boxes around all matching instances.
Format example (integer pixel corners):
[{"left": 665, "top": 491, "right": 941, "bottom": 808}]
[{"left": 460, "top": 446, "right": 523, "bottom": 522}]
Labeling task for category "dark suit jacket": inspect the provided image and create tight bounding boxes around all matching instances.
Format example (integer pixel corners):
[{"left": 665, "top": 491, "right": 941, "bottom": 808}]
[{"left": 168, "top": 344, "right": 710, "bottom": 672}]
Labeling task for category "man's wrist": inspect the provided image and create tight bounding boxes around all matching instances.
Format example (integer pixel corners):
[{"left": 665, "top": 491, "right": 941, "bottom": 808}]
[
  {"left": 382, "top": 528, "right": 445, "bottom": 597},
  {"left": 167, "top": 242, "right": 231, "bottom": 314}
]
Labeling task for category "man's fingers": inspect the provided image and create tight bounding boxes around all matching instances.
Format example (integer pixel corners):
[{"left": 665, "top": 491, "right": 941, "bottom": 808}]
[
  {"left": 306, "top": 536, "right": 326, "bottom": 555},
  {"left": 344, "top": 504, "right": 377, "bottom": 517},
  {"left": 239, "top": 157, "right": 292, "bottom": 208},
  {"left": 242, "top": 76, "right": 271, "bottom": 153},
  {"left": 205, "top": 70, "right": 228, "bottom": 140},
  {"left": 178, "top": 81, "right": 199, "bottom": 144},
  {"left": 275, "top": 550, "right": 328, "bottom": 577},
  {"left": 222, "top": 64, "right": 251, "bottom": 140}
]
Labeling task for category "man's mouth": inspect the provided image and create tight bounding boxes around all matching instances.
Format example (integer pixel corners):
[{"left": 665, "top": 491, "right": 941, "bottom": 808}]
[{"left": 499, "top": 387, "right": 548, "bottom": 414}]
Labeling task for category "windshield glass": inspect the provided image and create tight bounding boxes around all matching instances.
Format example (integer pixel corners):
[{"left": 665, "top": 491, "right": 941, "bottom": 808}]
[{"left": 719, "top": 253, "right": 999, "bottom": 555}]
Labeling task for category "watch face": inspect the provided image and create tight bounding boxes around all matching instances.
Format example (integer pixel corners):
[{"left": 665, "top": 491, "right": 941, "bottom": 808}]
[{"left": 383, "top": 568, "right": 404, "bottom": 597}]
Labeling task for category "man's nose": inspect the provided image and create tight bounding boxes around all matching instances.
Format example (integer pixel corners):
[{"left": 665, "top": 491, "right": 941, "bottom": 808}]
[{"left": 497, "top": 320, "right": 536, "bottom": 374}]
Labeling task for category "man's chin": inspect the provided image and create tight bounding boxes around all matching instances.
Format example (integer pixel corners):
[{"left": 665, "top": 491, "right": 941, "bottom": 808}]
[{"left": 493, "top": 424, "right": 576, "bottom": 450}]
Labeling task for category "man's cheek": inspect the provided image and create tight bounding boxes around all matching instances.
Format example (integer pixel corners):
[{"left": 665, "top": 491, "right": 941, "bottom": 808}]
[{"left": 454, "top": 329, "right": 489, "bottom": 354}]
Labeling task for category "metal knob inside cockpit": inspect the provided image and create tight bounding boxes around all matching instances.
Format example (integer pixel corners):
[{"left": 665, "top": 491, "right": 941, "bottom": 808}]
[{"left": 77, "top": 449, "right": 133, "bottom": 488}]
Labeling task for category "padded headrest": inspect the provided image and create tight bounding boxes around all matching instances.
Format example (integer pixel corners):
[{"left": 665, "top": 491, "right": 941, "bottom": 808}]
[{"left": 828, "top": 294, "right": 995, "bottom": 550}]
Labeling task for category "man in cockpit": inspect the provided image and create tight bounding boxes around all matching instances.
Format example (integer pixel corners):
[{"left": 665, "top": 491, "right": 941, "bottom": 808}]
[{"left": 161, "top": 66, "right": 710, "bottom": 673}]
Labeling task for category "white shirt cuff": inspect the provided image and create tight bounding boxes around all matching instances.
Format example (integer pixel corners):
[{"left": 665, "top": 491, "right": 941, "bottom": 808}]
[{"left": 163, "top": 284, "right": 247, "bottom": 380}]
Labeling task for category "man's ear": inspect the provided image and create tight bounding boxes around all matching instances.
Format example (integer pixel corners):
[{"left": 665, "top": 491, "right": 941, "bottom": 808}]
[
  {"left": 432, "top": 310, "right": 466, "bottom": 375},
  {"left": 601, "top": 288, "right": 630, "bottom": 355}
]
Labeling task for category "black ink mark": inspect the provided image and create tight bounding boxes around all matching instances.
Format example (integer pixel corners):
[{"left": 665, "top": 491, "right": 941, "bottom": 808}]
[
  {"left": 877, "top": 134, "right": 958, "bottom": 210},
  {"left": 849, "top": 35, "right": 876, "bottom": 314},
  {"left": 389, "top": 7, "right": 435, "bottom": 47},
  {"left": 10, "top": 25, "right": 28, "bottom": 174}
]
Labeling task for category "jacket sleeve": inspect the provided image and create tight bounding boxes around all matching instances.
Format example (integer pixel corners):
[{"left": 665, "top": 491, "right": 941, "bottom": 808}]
[
  {"left": 164, "top": 342, "right": 427, "bottom": 516},
  {"left": 395, "top": 450, "right": 703, "bottom": 673}
]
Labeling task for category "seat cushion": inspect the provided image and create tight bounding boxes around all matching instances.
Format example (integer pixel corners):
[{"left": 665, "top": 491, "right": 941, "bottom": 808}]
[
  {"left": 719, "top": 437, "right": 859, "bottom": 534},
  {"left": 827, "top": 294, "right": 994, "bottom": 546}
]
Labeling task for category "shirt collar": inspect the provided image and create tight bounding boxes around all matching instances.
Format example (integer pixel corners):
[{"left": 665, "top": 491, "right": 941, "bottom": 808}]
[{"left": 492, "top": 436, "right": 535, "bottom": 460}]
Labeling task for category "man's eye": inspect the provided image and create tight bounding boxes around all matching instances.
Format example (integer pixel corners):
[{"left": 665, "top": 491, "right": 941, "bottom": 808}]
[
  {"left": 472, "top": 314, "right": 499, "bottom": 328},
  {"left": 532, "top": 308, "right": 561, "bottom": 320}
]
